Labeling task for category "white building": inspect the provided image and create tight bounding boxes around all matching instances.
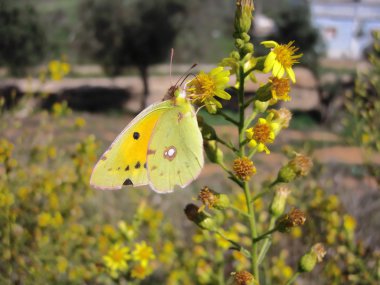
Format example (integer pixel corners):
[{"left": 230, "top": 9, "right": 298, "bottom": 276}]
[{"left": 310, "top": 0, "right": 380, "bottom": 59}]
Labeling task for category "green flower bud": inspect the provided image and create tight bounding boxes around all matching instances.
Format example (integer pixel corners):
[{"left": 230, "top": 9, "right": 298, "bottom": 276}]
[
  {"left": 235, "top": 38, "right": 245, "bottom": 49},
  {"left": 298, "top": 243, "right": 326, "bottom": 272},
  {"left": 198, "top": 116, "right": 217, "bottom": 140},
  {"left": 270, "top": 185, "right": 291, "bottom": 217},
  {"left": 254, "top": 56, "right": 266, "bottom": 72},
  {"left": 230, "top": 51, "right": 240, "bottom": 60},
  {"left": 277, "top": 165, "right": 297, "bottom": 183},
  {"left": 234, "top": 0, "right": 254, "bottom": 34},
  {"left": 204, "top": 140, "right": 224, "bottom": 164},
  {"left": 184, "top": 204, "right": 217, "bottom": 231},
  {"left": 256, "top": 83, "right": 272, "bottom": 102},
  {"left": 299, "top": 252, "right": 317, "bottom": 272},
  {"left": 242, "top": 42, "right": 254, "bottom": 54},
  {"left": 241, "top": 32, "right": 250, "bottom": 42},
  {"left": 253, "top": 100, "right": 270, "bottom": 113}
]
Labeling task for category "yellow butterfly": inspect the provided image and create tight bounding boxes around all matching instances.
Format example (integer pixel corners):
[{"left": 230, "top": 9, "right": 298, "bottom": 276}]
[{"left": 90, "top": 87, "right": 204, "bottom": 193}]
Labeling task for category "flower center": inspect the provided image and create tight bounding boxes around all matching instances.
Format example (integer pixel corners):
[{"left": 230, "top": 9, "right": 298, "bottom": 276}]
[
  {"left": 110, "top": 250, "right": 125, "bottom": 263},
  {"left": 273, "top": 42, "right": 301, "bottom": 68},
  {"left": 271, "top": 77, "right": 290, "bottom": 100},
  {"left": 252, "top": 123, "right": 272, "bottom": 143},
  {"left": 189, "top": 73, "right": 216, "bottom": 100}
]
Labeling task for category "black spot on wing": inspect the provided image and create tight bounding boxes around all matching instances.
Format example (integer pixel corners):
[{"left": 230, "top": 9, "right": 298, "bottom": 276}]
[
  {"left": 125, "top": 165, "right": 129, "bottom": 171},
  {"left": 144, "top": 162, "right": 147, "bottom": 169},
  {"left": 123, "top": 178, "right": 133, "bottom": 185},
  {"left": 135, "top": 161, "right": 141, "bottom": 169},
  {"left": 133, "top": 132, "right": 140, "bottom": 140}
]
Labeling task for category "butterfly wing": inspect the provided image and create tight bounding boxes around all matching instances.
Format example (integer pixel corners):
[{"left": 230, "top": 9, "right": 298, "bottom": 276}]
[
  {"left": 90, "top": 101, "right": 172, "bottom": 190},
  {"left": 147, "top": 99, "right": 204, "bottom": 193}
]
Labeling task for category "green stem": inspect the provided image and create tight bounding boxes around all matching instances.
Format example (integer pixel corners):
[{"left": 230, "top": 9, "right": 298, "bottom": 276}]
[
  {"left": 238, "top": 63, "right": 259, "bottom": 279},
  {"left": 217, "top": 109, "right": 239, "bottom": 126},
  {"left": 215, "top": 136, "right": 239, "bottom": 153},
  {"left": 285, "top": 272, "right": 301, "bottom": 285},
  {"left": 229, "top": 205, "right": 251, "bottom": 218},
  {"left": 244, "top": 110, "right": 258, "bottom": 130},
  {"left": 253, "top": 225, "right": 278, "bottom": 243},
  {"left": 258, "top": 217, "right": 276, "bottom": 265}
]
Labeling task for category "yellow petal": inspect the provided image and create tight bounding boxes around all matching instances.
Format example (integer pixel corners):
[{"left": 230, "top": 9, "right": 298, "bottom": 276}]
[
  {"left": 261, "top": 41, "right": 279, "bottom": 48},
  {"left": 286, "top": 67, "right": 296, "bottom": 83}
]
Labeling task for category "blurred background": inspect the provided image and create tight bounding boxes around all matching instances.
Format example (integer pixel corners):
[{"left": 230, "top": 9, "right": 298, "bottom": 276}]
[{"left": 0, "top": 0, "right": 379, "bottom": 284}]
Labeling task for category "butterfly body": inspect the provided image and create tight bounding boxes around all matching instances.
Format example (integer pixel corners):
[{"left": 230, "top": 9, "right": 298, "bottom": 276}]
[{"left": 90, "top": 89, "right": 204, "bottom": 193}]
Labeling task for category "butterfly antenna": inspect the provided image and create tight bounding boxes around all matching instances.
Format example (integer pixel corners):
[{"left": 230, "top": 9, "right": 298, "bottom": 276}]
[
  {"left": 170, "top": 48, "right": 174, "bottom": 86},
  {"left": 174, "top": 63, "right": 197, "bottom": 87}
]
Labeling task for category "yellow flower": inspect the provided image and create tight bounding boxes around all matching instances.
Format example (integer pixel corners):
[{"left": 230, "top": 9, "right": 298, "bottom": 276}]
[
  {"left": 37, "top": 212, "right": 51, "bottom": 227},
  {"left": 132, "top": 241, "right": 155, "bottom": 267},
  {"left": 48, "top": 60, "right": 70, "bottom": 81},
  {"left": 261, "top": 41, "right": 302, "bottom": 83},
  {"left": 186, "top": 67, "right": 231, "bottom": 114},
  {"left": 269, "top": 76, "right": 291, "bottom": 102},
  {"left": 246, "top": 118, "right": 279, "bottom": 154},
  {"left": 103, "top": 244, "right": 131, "bottom": 275},
  {"left": 131, "top": 263, "right": 153, "bottom": 279}
]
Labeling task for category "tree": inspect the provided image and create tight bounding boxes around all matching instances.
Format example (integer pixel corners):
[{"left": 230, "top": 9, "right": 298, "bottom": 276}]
[
  {"left": 78, "top": 0, "right": 186, "bottom": 109},
  {"left": 0, "top": 1, "right": 47, "bottom": 76}
]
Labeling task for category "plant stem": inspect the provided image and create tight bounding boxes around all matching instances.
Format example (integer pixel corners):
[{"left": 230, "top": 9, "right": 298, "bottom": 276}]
[
  {"left": 253, "top": 226, "right": 278, "bottom": 243},
  {"left": 215, "top": 136, "right": 239, "bottom": 153},
  {"left": 229, "top": 205, "right": 251, "bottom": 218},
  {"left": 285, "top": 272, "right": 301, "bottom": 285},
  {"left": 258, "top": 217, "right": 276, "bottom": 265},
  {"left": 217, "top": 109, "right": 239, "bottom": 126},
  {"left": 237, "top": 63, "right": 259, "bottom": 280}
]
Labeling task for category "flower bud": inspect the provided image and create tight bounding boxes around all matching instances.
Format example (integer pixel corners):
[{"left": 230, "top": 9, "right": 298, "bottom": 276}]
[
  {"left": 299, "top": 243, "right": 326, "bottom": 272},
  {"left": 277, "top": 208, "right": 306, "bottom": 233},
  {"left": 242, "top": 43, "right": 254, "bottom": 54},
  {"left": 270, "top": 185, "right": 291, "bottom": 217},
  {"left": 270, "top": 108, "right": 292, "bottom": 129},
  {"left": 232, "top": 270, "right": 254, "bottom": 285},
  {"left": 184, "top": 204, "right": 217, "bottom": 231},
  {"left": 277, "top": 165, "right": 297, "bottom": 183},
  {"left": 198, "top": 116, "right": 217, "bottom": 140},
  {"left": 230, "top": 51, "right": 241, "bottom": 60},
  {"left": 235, "top": 38, "right": 245, "bottom": 49},
  {"left": 256, "top": 83, "right": 272, "bottom": 102},
  {"left": 198, "top": 186, "right": 230, "bottom": 210},
  {"left": 253, "top": 100, "right": 270, "bottom": 113},
  {"left": 204, "top": 140, "right": 224, "bottom": 164},
  {"left": 234, "top": 0, "right": 254, "bottom": 34},
  {"left": 241, "top": 32, "right": 250, "bottom": 42}
]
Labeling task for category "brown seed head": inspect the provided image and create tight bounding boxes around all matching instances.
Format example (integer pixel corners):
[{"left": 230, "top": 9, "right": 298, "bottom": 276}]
[
  {"left": 289, "top": 154, "right": 313, "bottom": 176},
  {"left": 233, "top": 270, "right": 254, "bottom": 285},
  {"left": 233, "top": 156, "right": 256, "bottom": 181}
]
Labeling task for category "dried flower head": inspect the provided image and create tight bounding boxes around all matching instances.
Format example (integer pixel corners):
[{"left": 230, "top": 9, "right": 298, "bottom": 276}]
[
  {"left": 198, "top": 186, "right": 230, "bottom": 210},
  {"left": 270, "top": 108, "right": 292, "bottom": 129},
  {"left": 198, "top": 186, "right": 219, "bottom": 208},
  {"left": 277, "top": 208, "right": 306, "bottom": 232},
  {"left": 233, "top": 156, "right": 256, "bottom": 181},
  {"left": 232, "top": 270, "right": 254, "bottom": 285},
  {"left": 312, "top": 243, "right": 326, "bottom": 263},
  {"left": 288, "top": 153, "right": 313, "bottom": 176}
]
